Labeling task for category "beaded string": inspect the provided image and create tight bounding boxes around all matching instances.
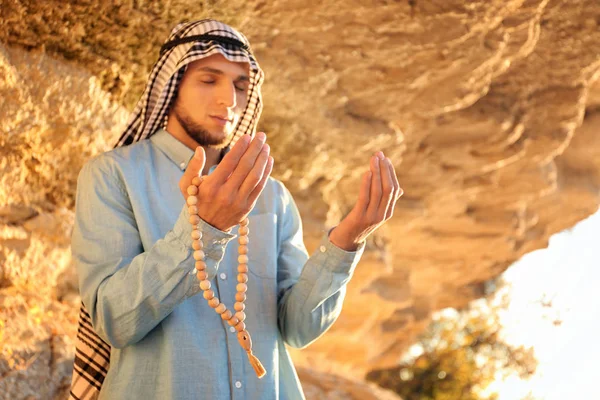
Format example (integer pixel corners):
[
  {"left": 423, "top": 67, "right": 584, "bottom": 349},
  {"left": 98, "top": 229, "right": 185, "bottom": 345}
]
[{"left": 186, "top": 176, "right": 266, "bottom": 378}]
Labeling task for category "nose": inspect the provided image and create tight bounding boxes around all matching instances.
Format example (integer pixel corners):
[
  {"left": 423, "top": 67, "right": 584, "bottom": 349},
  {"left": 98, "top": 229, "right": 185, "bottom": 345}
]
[{"left": 217, "top": 81, "right": 237, "bottom": 109}]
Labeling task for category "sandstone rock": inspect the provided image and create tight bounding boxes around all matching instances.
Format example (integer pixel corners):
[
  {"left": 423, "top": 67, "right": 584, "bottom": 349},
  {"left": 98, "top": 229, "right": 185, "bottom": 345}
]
[
  {"left": 0, "top": 41, "right": 126, "bottom": 398},
  {"left": 297, "top": 366, "right": 403, "bottom": 400}
]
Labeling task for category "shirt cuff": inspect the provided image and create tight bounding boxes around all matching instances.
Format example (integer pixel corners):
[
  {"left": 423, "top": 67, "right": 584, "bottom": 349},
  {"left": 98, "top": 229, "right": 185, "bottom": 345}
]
[
  {"left": 315, "top": 228, "right": 366, "bottom": 275},
  {"left": 169, "top": 204, "right": 235, "bottom": 246},
  {"left": 195, "top": 216, "right": 237, "bottom": 260},
  {"left": 167, "top": 205, "right": 236, "bottom": 272}
]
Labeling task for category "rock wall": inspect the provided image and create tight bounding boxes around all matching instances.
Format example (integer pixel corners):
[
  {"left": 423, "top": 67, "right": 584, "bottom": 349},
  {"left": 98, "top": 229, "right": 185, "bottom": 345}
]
[
  {"left": 0, "top": 42, "right": 128, "bottom": 398},
  {"left": 1, "top": 0, "right": 599, "bottom": 397}
]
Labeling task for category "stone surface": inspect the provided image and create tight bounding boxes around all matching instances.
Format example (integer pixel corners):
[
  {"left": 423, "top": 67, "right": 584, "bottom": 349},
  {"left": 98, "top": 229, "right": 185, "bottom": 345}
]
[
  {"left": 0, "top": 42, "right": 127, "bottom": 398},
  {"left": 1, "top": 0, "right": 600, "bottom": 397},
  {"left": 297, "top": 366, "right": 402, "bottom": 400}
]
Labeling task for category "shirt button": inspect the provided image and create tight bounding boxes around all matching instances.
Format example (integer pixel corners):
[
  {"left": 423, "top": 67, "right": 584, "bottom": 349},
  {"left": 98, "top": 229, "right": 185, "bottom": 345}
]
[
  {"left": 219, "top": 273, "right": 227, "bottom": 280},
  {"left": 179, "top": 162, "right": 185, "bottom": 169},
  {"left": 319, "top": 245, "right": 327, "bottom": 253},
  {"left": 229, "top": 326, "right": 236, "bottom": 333},
  {"left": 235, "top": 381, "right": 242, "bottom": 389}
]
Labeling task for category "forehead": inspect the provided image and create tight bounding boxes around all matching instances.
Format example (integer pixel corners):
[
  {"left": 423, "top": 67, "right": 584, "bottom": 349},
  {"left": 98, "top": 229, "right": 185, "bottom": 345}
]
[{"left": 186, "top": 53, "right": 250, "bottom": 76}]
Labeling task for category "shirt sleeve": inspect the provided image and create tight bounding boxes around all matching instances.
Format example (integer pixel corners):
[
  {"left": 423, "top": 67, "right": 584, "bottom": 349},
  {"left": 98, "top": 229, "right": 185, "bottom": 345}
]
[
  {"left": 274, "top": 181, "right": 365, "bottom": 348},
  {"left": 72, "top": 156, "right": 235, "bottom": 348}
]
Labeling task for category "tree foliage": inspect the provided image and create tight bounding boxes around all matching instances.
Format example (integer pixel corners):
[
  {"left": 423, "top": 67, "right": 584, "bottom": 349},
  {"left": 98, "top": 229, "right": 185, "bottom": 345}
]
[{"left": 366, "top": 291, "right": 537, "bottom": 400}]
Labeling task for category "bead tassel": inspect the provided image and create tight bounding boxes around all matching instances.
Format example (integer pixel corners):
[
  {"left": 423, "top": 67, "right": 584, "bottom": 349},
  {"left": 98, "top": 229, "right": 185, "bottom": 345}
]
[{"left": 187, "top": 178, "right": 266, "bottom": 379}]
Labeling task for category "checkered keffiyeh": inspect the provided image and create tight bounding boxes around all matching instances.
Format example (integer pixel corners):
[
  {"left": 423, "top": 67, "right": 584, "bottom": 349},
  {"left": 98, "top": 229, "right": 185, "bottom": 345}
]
[{"left": 69, "top": 19, "right": 264, "bottom": 400}]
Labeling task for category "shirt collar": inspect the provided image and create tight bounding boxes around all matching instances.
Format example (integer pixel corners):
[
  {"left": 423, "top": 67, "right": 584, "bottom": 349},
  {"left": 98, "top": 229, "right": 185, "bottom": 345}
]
[
  {"left": 150, "top": 129, "right": 195, "bottom": 171},
  {"left": 150, "top": 128, "right": 232, "bottom": 173}
]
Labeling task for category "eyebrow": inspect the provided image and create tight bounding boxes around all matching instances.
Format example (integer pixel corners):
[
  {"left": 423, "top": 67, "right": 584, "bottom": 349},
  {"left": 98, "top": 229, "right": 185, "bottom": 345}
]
[{"left": 194, "top": 66, "right": 249, "bottom": 82}]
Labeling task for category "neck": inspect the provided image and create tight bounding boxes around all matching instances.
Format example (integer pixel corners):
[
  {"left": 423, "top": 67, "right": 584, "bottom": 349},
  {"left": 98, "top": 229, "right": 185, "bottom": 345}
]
[{"left": 165, "top": 118, "right": 223, "bottom": 176}]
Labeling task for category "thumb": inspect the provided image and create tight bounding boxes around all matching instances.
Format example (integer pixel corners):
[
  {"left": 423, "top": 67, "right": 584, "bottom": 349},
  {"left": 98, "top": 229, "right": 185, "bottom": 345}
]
[{"left": 186, "top": 146, "right": 206, "bottom": 179}]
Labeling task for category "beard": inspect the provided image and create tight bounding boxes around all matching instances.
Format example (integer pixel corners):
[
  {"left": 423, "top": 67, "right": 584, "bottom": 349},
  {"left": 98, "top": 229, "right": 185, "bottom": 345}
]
[{"left": 171, "top": 101, "right": 233, "bottom": 150}]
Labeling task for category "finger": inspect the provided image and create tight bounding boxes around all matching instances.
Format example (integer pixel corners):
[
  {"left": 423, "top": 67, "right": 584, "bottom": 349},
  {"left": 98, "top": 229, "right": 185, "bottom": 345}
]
[
  {"left": 387, "top": 157, "right": 402, "bottom": 199},
  {"left": 185, "top": 146, "right": 206, "bottom": 182},
  {"left": 384, "top": 157, "right": 399, "bottom": 220},
  {"left": 353, "top": 170, "right": 372, "bottom": 213},
  {"left": 225, "top": 132, "right": 267, "bottom": 190},
  {"left": 210, "top": 134, "right": 251, "bottom": 183},
  {"left": 377, "top": 156, "right": 394, "bottom": 219},
  {"left": 247, "top": 156, "right": 274, "bottom": 206},
  {"left": 366, "top": 154, "right": 383, "bottom": 218},
  {"left": 239, "top": 143, "right": 270, "bottom": 197}
]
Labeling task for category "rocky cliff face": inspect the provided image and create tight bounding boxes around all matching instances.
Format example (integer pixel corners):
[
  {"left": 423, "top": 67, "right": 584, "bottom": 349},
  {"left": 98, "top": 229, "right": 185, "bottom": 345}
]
[{"left": 1, "top": 0, "right": 599, "bottom": 398}]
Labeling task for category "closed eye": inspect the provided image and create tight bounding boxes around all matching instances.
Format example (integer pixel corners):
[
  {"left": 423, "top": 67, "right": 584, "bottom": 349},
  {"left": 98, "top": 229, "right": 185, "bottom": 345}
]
[{"left": 201, "top": 79, "right": 246, "bottom": 92}]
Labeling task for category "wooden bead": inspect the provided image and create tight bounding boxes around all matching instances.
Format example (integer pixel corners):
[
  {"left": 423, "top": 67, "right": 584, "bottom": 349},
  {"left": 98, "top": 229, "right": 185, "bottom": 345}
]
[
  {"left": 199, "top": 280, "right": 211, "bottom": 291},
  {"left": 215, "top": 303, "right": 226, "bottom": 314},
  {"left": 187, "top": 185, "right": 198, "bottom": 195},
  {"left": 186, "top": 214, "right": 256, "bottom": 346},
  {"left": 221, "top": 310, "right": 232, "bottom": 320},
  {"left": 195, "top": 260, "right": 206, "bottom": 271},
  {"left": 235, "top": 321, "right": 246, "bottom": 332},
  {"left": 187, "top": 196, "right": 198, "bottom": 206},
  {"left": 191, "top": 176, "right": 202, "bottom": 186},
  {"left": 235, "top": 311, "right": 246, "bottom": 322},
  {"left": 235, "top": 293, "right": 246, "bottom": 302},
  {"left": 237, "top": 331, "right": 251, "bottom": 351},
  {"left": 196, "top": 271, "right": 208, "bottom": 281}
]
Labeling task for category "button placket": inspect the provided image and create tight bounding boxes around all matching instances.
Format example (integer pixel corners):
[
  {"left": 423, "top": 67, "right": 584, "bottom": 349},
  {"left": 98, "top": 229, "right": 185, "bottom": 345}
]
[{"left": 213, "top": 274, "right": 244, "bottom": 397}]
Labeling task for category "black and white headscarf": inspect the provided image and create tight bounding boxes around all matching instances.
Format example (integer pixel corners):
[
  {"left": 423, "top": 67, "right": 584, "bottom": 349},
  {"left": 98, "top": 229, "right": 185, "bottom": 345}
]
[
  {"left": 116, "top": 18, "right": 264, "bottom": 148},
  {"left": 69, "top": 19, "right": 264, "bottom": 400}
]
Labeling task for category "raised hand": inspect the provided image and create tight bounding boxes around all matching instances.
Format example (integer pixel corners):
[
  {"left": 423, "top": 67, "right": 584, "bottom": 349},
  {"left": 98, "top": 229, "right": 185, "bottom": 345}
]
[
  {"left": 329, "top": 151, "right": 403, "bottom": 251},
  {"left": 179, "top": 132, "right": 274, "bottom": 232}
]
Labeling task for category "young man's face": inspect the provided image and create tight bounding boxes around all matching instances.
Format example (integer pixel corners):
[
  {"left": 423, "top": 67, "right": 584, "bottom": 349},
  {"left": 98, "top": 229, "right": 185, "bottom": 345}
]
[{"left": 170, "top": 53, "right": 250, "bottom": 149}]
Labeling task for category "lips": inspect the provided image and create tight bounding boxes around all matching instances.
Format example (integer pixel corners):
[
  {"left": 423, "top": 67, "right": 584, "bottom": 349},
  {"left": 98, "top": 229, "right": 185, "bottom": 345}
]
[{"left": 210, "top": 115, "right": 231, "bottom": 126}]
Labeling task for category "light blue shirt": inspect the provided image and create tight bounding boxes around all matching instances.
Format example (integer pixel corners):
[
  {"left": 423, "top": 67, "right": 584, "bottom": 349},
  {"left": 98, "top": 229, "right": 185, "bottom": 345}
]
[{"left": 72, "top": 129, "right": 365, "bottom": 400}]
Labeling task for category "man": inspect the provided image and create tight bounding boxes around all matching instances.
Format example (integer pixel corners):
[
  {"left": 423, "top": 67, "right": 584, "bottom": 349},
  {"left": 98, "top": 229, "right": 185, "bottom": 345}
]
[{"left": 69, "top": 19, "right": 402, "bottom": 400}]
